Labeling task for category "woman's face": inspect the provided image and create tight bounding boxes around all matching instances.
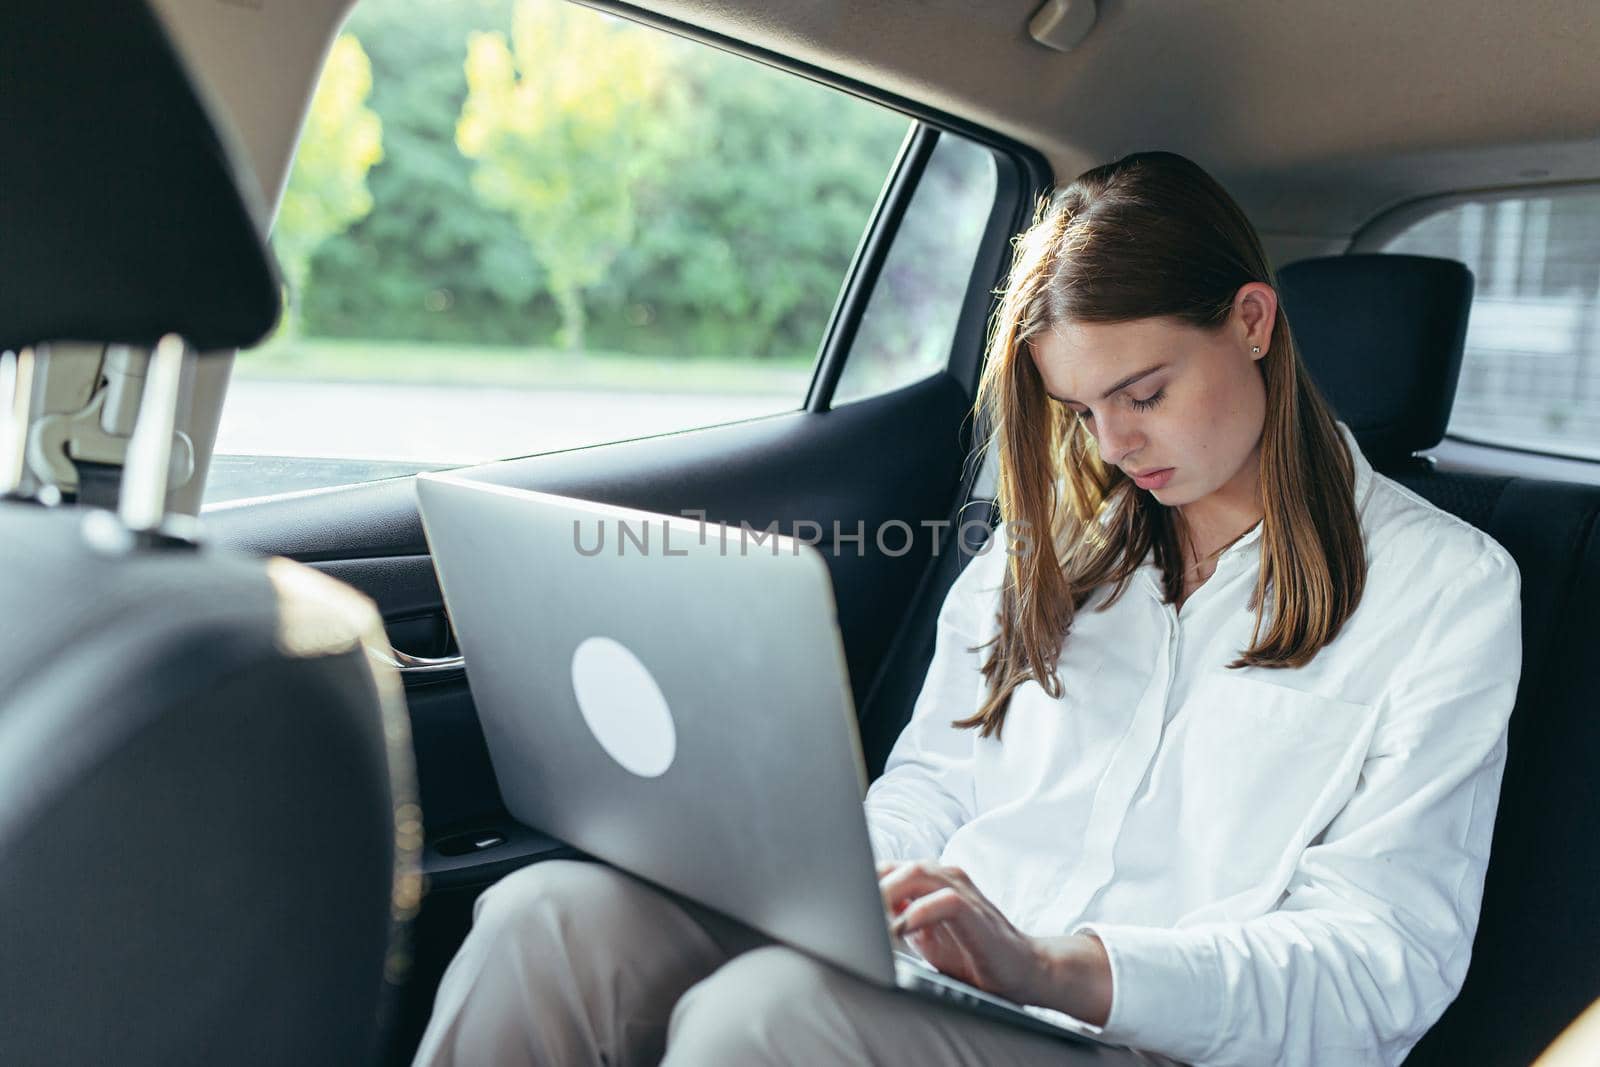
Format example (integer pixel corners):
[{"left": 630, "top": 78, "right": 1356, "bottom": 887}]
[{"left": 1027, "top": 284, "right": 1275, "bottom": 512}]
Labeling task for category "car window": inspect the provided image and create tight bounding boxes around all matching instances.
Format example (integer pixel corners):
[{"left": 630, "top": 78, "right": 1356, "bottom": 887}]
[
  {"left": 1378, "top": 188, "right": 1600, "bottom": 462},
  {"left": 206, "top": 0, "right": 913, "bottom": 504},
  {"left": 832, "top": 132, "right": 999, "bottom": 406}
]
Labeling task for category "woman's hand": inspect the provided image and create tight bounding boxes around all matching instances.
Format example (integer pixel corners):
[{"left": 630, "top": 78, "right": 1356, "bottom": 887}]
[
  {"left": 877, "top": 860, "right": 1044, "bottom": 1003},
  {"left": 877, "top": 859, "right": 1114, "bottom": 1026}
]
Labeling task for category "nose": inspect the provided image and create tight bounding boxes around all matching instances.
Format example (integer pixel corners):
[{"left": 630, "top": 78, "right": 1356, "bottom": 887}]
[{"left": 1090, "top": 409, "right": 1144, "bottom": 468}]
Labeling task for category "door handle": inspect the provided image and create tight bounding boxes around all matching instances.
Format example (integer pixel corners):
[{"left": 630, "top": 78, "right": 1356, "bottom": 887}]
[
  {"left": 376, "top": 609, "right": 464, "bottom": 679},
  {"left": 374, "top": 646, "right": 466, "bottom": 677}
]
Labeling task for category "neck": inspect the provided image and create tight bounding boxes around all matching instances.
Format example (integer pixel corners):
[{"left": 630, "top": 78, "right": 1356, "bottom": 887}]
[{"left": 1176, "top": 446, "right": 1264, "bottom": 559}]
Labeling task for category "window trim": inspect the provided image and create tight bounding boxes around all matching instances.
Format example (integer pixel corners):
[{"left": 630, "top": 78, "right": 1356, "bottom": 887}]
[
  {"left": 1348, "top": 178, "right": 1600, "bottom": 251},
  {"left": 949, "top": 137, "right": 1034, "bottom": 398},
  {"left": 1428, "top": 434, "right": 1600, "bottom": 487},
  {"left": 814, "top": 126, "right": 1036, "bottom": 412},
  {"left": 808, "top": 123, "right": 934, "bottom": 412}
]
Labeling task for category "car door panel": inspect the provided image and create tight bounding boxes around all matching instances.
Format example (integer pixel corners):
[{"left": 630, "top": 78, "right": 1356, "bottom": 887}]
[
  {"left": 206, "top": 372, "right": 973, "bottom": 854},
  {"left": 206, "top": 372, "right": 974, "bottom": 1065}
]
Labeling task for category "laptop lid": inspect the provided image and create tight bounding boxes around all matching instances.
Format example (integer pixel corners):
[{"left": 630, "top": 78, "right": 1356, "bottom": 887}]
[{"left": 415, "top": 473, "right": 895, "bottom": 983}]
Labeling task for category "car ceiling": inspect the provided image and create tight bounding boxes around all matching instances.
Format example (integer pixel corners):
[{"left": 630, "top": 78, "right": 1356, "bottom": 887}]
[
  {"left": 640, "top": 0, "right": 1600, "bottom": 237},
  {"left": 152, "top": 0, "right": 1599, "bottom": 251}
]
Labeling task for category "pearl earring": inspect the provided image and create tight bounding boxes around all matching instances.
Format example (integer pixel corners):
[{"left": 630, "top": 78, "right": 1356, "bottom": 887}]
[{"left": 1251, "top": 345, "right": 1261, "bottom": 354}]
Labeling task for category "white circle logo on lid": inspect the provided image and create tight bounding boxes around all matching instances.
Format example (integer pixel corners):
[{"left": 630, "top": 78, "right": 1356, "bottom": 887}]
[{"left": 569, "top": 636, "right": 677, "bottom": 779}]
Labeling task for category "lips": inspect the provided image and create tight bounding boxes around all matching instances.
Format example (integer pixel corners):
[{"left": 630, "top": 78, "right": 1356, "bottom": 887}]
[{"left": 1130, "top": 467, "right": 1175, "bottom": 490}]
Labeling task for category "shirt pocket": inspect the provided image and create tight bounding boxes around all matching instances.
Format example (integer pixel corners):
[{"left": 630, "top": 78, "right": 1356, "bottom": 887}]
[{"left": 1167, "top": 672, "right": 1379, "bottom": 902}]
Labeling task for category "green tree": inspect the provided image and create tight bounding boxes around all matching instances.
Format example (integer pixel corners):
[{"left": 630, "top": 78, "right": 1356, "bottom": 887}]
[
  {"left": 274, "top": 33, "right": 384, "bottom": 330},
  {"left": 456, "top": 1, "right": 677, "bottom": 351},
  {"left": 300, "top": 0, "right": 546, "bottom": 346},
  {"left": 609, "top": 50, "right": 907, "bottom": 359},
  {"left": 286, "top": 0, "right": 904, "bottom": 362}
]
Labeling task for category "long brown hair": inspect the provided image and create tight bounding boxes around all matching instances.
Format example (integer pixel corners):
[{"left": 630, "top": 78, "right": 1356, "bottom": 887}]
[{"left": 957, "top": 151, "right": 1365, "bottom": 739}]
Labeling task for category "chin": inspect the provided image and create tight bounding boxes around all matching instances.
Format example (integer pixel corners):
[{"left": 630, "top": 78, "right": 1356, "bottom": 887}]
[{"left": 1149, "top": 480, "right": 1204, "bottom": 508}]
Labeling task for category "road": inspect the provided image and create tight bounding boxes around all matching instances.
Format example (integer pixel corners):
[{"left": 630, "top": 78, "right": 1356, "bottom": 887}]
[
  {"left": 206, "top": 379, "right": 797, "bottom": 503},
  {"left": 217, "top": 379, "right": 798, "bottom": 463}
]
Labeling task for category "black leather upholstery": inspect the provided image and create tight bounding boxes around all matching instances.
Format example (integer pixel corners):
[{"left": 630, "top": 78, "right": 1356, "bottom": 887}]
[
  {"left": 0, "top": 510, "right": 418, "bottom": 1066},
  {"left": 0, "top": 0, "right": 279, "bottom": 351},
  {"left": 1277, "top": 253, "right": 1472, "bottom": 466}
]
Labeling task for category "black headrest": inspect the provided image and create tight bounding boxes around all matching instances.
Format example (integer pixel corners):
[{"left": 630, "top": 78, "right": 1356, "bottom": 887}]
[
  {"left": 0, "top": 0, "right": 280, "bottom": 353},
  {"left": 1277, "top": 253, "right": 1473, "bottom": 466}
]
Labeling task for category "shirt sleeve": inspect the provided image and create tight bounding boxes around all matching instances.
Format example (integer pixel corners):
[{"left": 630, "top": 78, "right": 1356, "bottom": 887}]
[
  {"left": 862, "top": 527, "right": 1008, "bottom": 863},
  {"left": 1076, "top": 546, "right": 1523, "bottom": 1067}
]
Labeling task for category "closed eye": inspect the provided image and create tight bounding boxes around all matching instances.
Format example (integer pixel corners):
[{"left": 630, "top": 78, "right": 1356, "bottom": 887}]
[
  {"left": 1064, "top": 386, "right": 1164, "bottom": 421},
  {"left": 1130, "top": 388, "right": 1165, "bottom": 412}
]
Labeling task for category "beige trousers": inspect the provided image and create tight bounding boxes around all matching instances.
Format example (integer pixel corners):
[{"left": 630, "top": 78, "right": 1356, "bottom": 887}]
[{"left": 411, "top": 859, "right": 1182, "bottom": 1067}]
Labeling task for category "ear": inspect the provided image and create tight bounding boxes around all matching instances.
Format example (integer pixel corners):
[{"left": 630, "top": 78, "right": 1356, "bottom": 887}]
[{"left": 1233, "top": 282, "right": 1278, "bottom": 360}]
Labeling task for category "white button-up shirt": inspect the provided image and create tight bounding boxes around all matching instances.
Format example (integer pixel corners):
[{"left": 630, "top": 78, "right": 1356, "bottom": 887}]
[{"left": 865, "top": 423, "right": 1522, "bottom": 1067}]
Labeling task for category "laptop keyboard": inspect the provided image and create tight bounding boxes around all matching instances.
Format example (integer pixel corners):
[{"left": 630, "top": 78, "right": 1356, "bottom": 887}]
[{"left": 893, "top": 951, "right": 1110, "bottom": 1042}]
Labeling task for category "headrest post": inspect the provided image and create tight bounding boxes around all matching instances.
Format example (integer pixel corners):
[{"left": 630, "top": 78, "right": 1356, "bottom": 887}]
[
  {"left": 118, "top": 333, "right": 188, "bottom": 533},
  {"left": 0, "top": 348, "right": 38, "bottom": 499}
]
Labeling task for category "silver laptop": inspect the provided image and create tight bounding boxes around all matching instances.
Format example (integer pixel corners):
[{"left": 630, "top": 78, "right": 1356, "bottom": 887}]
[{"left": 415, "top": 472, "right": 1115, "bottom": 1047}]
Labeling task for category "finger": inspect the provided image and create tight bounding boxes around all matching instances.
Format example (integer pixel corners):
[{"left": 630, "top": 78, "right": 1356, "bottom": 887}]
[
  {"left": 907, "top": 923, "right": 950, "bottom": 963},
  {"left": 879, "top": 862, "right": 979, "bottom": 903},
  {"left": 879, "top": 862, "right": 962, "bottom": 913},
  {"left": 908, "top": 922, "right": 974, "bottom": 985},
  {"left": 891, "top": 886, "right": 967, "bottom": 937}
]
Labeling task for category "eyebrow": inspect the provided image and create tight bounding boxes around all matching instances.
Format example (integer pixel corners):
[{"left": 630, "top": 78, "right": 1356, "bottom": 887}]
[{"left": 1045, "top": 362, "right": 1169, "bottom": 407}]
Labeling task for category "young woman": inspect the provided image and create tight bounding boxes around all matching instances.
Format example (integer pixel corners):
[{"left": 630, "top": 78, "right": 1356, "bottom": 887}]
[{"left": 412, "top": 152, "right": 1522, "bottom": 1067}]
